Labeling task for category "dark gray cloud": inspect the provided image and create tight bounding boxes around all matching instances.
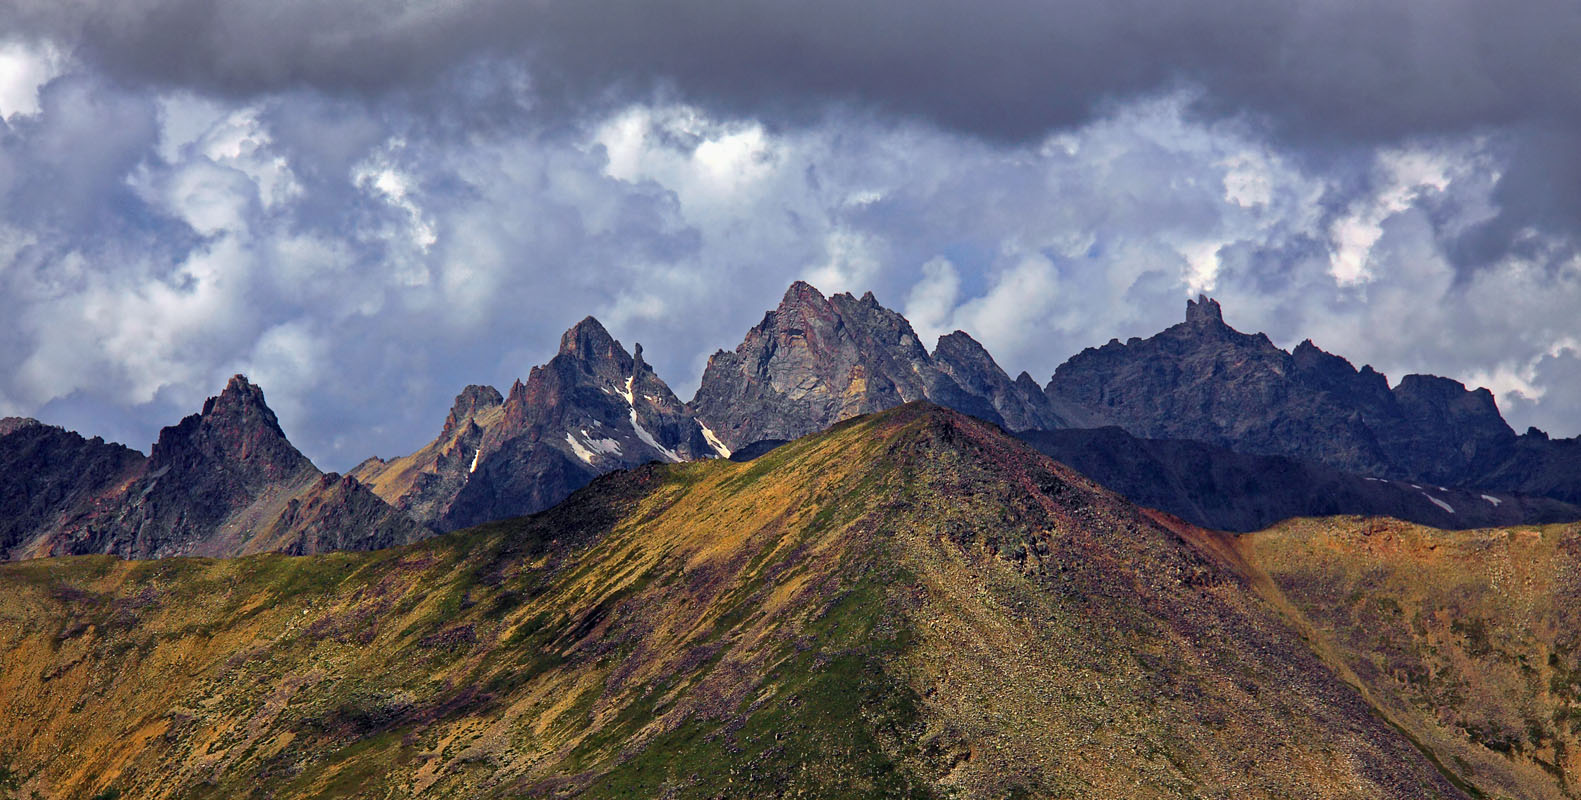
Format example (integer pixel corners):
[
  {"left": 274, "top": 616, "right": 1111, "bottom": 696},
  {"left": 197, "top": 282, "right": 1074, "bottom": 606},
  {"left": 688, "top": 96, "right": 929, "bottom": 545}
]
[{"left": 2, "top": 0, "right": 1574, "bottom": 143}]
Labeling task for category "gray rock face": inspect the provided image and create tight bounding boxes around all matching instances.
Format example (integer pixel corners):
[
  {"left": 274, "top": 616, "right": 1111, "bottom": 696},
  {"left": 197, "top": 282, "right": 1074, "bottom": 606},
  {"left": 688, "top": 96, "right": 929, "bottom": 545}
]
[
  {"left": 688, "top": 282, "right": 1006, "bottom": 450},
  {"left": 440, "top": 318, "right": 716, "bottom": 530},
  {"left": 8, "top": 376, "right": 425, "bottom": 559},
  {"left": 932, "top": 330, "right": 1073, "bottom": 431},
  {"left": 1043, "top": 295, "right": 1581, "bottom": 503}
]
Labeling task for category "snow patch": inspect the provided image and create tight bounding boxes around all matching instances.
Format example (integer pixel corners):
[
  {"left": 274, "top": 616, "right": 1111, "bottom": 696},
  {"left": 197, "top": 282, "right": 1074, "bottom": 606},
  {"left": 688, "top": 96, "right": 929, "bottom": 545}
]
[
  {"left": 565, "top": 430, "right": 623, "bottom": 465},
  {"left": 698, "top": 421, "right": 732, "bottom": 459},
  {"left": 579, "top": 429, "right": 622, "bottom": 456},
  {"left": 469, "top": 448, "right": 481, "bottom": 474},
  {"left": 1482, "top": 494, "right": 1503, "bottom": 507},
  {"left": 1364, "top": 477, "right": 1387, "bottom": 483},
  {"left": 1410, "top": 484, "right": 1422, "bottom": 489},
  {"left": 565, "top": 433, "right": 598, "bottom": 465},
  {"left": 619, "top": 376, "right": 682, "bottom": 463},
  {"left": 1421, "top": 492, "right": 1455, "bottom": 514}
]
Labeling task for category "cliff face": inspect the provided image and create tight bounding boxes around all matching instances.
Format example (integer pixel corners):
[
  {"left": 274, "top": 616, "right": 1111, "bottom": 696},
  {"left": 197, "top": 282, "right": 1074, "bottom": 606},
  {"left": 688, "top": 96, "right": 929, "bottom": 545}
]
[
  {"left": 6, "top": 376, "right": 424, "bottom": 559},
  {"left": 689, "top": 282, "right": 1018, "bottom": 450},
  {"left": 1046, "top": 295, "right": 1524, "bottom": 487}
]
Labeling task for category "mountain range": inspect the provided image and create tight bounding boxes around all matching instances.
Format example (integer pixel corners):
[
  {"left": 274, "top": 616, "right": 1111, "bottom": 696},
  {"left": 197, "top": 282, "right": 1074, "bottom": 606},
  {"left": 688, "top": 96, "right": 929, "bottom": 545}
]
[
  {"left": 7, "top": 283, "right": 1581, "bottom": 799},
  {"left": 5, "top": 403, "right": 1576, "bottom": 799},
  {"left": 3, "top": 281, "right": 1580, "bottom": 559}
]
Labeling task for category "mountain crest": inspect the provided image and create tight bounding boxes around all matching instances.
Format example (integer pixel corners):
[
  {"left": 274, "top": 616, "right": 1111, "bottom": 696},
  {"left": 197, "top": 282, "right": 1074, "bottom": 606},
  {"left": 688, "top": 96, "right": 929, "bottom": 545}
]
[
  {"left": 0, "top": 417, "right": 41, "bottom": 437},
  {"left": 781, "top": 279, "right": 827, "bottom": 308},
  {"left": 442, "top": 385, "right": 504, "bottom": 437},
  {"left": 150, "top": 374, "right": 309, "bottom": 482},
  {"left": 1185, "top": 294, "right": 1224, "bottom": 326},
  {"left": 559, "top": 315, "right": 624, "bottom": 361}
]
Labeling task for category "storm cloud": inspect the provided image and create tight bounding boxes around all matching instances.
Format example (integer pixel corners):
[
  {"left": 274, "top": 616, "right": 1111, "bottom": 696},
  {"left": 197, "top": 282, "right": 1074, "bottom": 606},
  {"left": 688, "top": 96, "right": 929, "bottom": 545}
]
[{"left": 1, "top": 1, "right": 1580, "bottom": 469}]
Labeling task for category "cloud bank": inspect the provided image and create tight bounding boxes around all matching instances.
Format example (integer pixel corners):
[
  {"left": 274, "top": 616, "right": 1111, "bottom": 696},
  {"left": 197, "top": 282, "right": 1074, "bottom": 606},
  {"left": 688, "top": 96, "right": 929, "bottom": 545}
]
[{"left": 1, "top": 2, "right": 1579, "bottom": 468}]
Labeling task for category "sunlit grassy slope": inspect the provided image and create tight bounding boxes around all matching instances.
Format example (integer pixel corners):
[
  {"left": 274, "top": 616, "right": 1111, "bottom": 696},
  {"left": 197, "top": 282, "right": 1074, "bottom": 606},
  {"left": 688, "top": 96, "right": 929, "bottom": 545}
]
[
  {"left": 0, "top": 403, "right": 1515, "bottom": 799},
  {"left": 1244, "top": 517, "right": 1581, "bottom": 800}
]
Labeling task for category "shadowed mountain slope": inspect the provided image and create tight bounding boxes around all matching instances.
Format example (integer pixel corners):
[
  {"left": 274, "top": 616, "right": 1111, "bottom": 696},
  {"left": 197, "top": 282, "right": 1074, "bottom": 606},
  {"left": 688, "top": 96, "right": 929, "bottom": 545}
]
[
  {"left": 0, "top": 403, "right": 1506, "bottom": 799},
  {"left": 0, "top": 377, "right": 425, "bottom": 559},
  {"left": 1046, "top": 296, "right": 1581, "bottom": 504},
  {"left": 1018, "top": 426, "right": 1581, "bottom": 533},
  {"left": 0, "top": 419, "right": 145, "bottom": 560}
]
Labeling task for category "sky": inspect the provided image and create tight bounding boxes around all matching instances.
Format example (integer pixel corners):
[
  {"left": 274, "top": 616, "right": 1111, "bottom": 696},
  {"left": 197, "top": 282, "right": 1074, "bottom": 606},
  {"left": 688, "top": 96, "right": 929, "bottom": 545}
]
[{"left": 2, "top": 0, "right": 1580, "bottom": 470}]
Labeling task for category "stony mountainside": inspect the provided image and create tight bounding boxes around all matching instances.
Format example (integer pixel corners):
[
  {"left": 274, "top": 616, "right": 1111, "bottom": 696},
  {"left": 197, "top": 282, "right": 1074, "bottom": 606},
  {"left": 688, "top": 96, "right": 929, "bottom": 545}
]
[
  {"left": 1, "top": 376, "right": 424, "bottom": 559},
  {"left": 350, "top": 384, "right": 506, "bottom": 524},
  {"left": 1047, "top": 295, "right": 1581, "bottom": 502},
  {"left": 356, "top": 317, "right": 721, "bottom": 532},
  {"left": 1242, "top": 515, "right": 1581, "bottom": 797},
  {"left": 1017, "top": 426, "right": 1581, "bottom": 533},
  {"left": 0, "top": 402, "right": 1536, "bottom": 800},
  {"left": 688, "top": 281, "right": 1076, "bottom": 450},
  {"left": 0, "top": 420, "right": 145, "bottom": 559}
]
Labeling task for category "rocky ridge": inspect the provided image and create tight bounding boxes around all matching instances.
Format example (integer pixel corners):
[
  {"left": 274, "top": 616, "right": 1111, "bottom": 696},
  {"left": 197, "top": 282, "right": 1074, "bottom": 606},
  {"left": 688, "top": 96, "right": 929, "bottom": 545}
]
[
  {"left": 355, "top": 317, "right": 720, "bottom": 531},
  {"left": 688, "top": 281, "right": 1069, "bottom": 450},
  {"left": 7, "top": 283, "right": 1581, "bottom": 559},
  {"left": 1, "top": 376, "right": 424, "bottom": 559},
  {"left": 1046, "top": 295, "right": 1581, "bottom": 502}
]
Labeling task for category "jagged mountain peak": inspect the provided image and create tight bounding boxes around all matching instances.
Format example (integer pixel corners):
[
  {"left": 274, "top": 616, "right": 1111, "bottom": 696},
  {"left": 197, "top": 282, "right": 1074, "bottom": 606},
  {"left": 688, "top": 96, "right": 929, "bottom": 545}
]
[
  {"left": 152, "top": 374, "right": 305, "bottom": 473},
  {"left": 442, "top": 384, "right": 503, "bottom": 437},
  {"left": 690, "top": 281, "right": 1015, "bottom": 448},
  {"left": 780, "top": 278, "right": 828, "bottom": 307},
  {"left": 933, "top": 329, "right": 992, "bottom": 361},
  {"left": 1185, "top": 293, "right": 1224, "bottom": 325},
  {"left": 558, "top": 315, "right": 627, "bottom": 363},
  {"left": 202, "top": 374, "right": 278, "bottom": 422},
  {"left": 0, "top": 417, "right": 41, "bottom": 437}
]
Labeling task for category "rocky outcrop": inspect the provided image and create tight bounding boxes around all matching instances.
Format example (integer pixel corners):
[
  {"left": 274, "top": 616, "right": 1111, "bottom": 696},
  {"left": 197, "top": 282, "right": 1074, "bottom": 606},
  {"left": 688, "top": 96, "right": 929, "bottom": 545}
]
[
  {"left": 932, "top": 330, "right": 1075, "bottom": 431},
  {"left": 1046, "top": 296, "right": 1518, "bottom": 482},
  {"left": 349, "top": 385, "right": 506, "bottom": 524},
  {"left": 0, "top": 421, "right": 145, "bottom": 559},
  {"left": 442, "top": 318, "right": 719, "bottom": 530},
  {"left": 14, "top": 376, "right": 424, "bottom": 559},
  {"left": 689, "top": 282, "right": 1006, "bottom": 449},
  {"left": 349, "top": 317, "right": 721, "bottom": 532}
]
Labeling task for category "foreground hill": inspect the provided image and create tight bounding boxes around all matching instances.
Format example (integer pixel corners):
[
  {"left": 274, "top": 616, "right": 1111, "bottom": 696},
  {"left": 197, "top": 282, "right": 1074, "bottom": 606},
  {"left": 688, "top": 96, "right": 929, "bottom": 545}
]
[
  {"left": 1242, "top": 516, "right": 1581, "bottom": 798},
  {"left": 0, "top": 403, "right": 1520, "bottom": 799}
]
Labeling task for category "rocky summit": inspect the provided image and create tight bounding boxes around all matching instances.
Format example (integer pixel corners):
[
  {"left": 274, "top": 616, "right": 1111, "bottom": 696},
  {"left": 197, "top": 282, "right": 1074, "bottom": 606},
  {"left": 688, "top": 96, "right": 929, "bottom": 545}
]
[
  {"left": 1, "top": 403, "right": 1547, "bottom": 800},
  {"left": 688, "top": 281, "right": 1058, "bottom": 450},
  {"left": 0, "top": 376, "right": 424, "bottom": 559},
  {"left": 1047, "top": 295, "right": 1581, "bottom": 503},
  {"left": 356, "top": 316, "right": 718, "bottom": 532}
]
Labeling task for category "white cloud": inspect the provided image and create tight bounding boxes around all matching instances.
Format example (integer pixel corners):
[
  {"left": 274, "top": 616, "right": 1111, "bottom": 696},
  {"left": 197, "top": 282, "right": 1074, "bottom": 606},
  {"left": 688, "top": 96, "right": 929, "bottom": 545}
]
[
  {"left": 904, "top": 257, "right": 961, "bottom": 349},
  {"left": 0, "top": 39, "right": 66, "bottom": 120}
]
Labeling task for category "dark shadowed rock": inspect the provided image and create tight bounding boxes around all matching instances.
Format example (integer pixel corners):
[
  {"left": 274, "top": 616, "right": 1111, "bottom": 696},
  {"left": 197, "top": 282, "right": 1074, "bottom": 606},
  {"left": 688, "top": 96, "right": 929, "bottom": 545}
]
[
  {"left": 933, "top": 330, "right": 1073, "bottom": 431},
  {"left": 1017, "top": 427, "right": 1581, "bottom": 532},
  {"left": 0, "top": 423, "right": 144, "bottom": 559},
  {"left": 1047, "top": 297, "right": 1517, "bottom": 482},
  {"left": 13, "top": 376, "right": 425, "bottom": 559}
]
